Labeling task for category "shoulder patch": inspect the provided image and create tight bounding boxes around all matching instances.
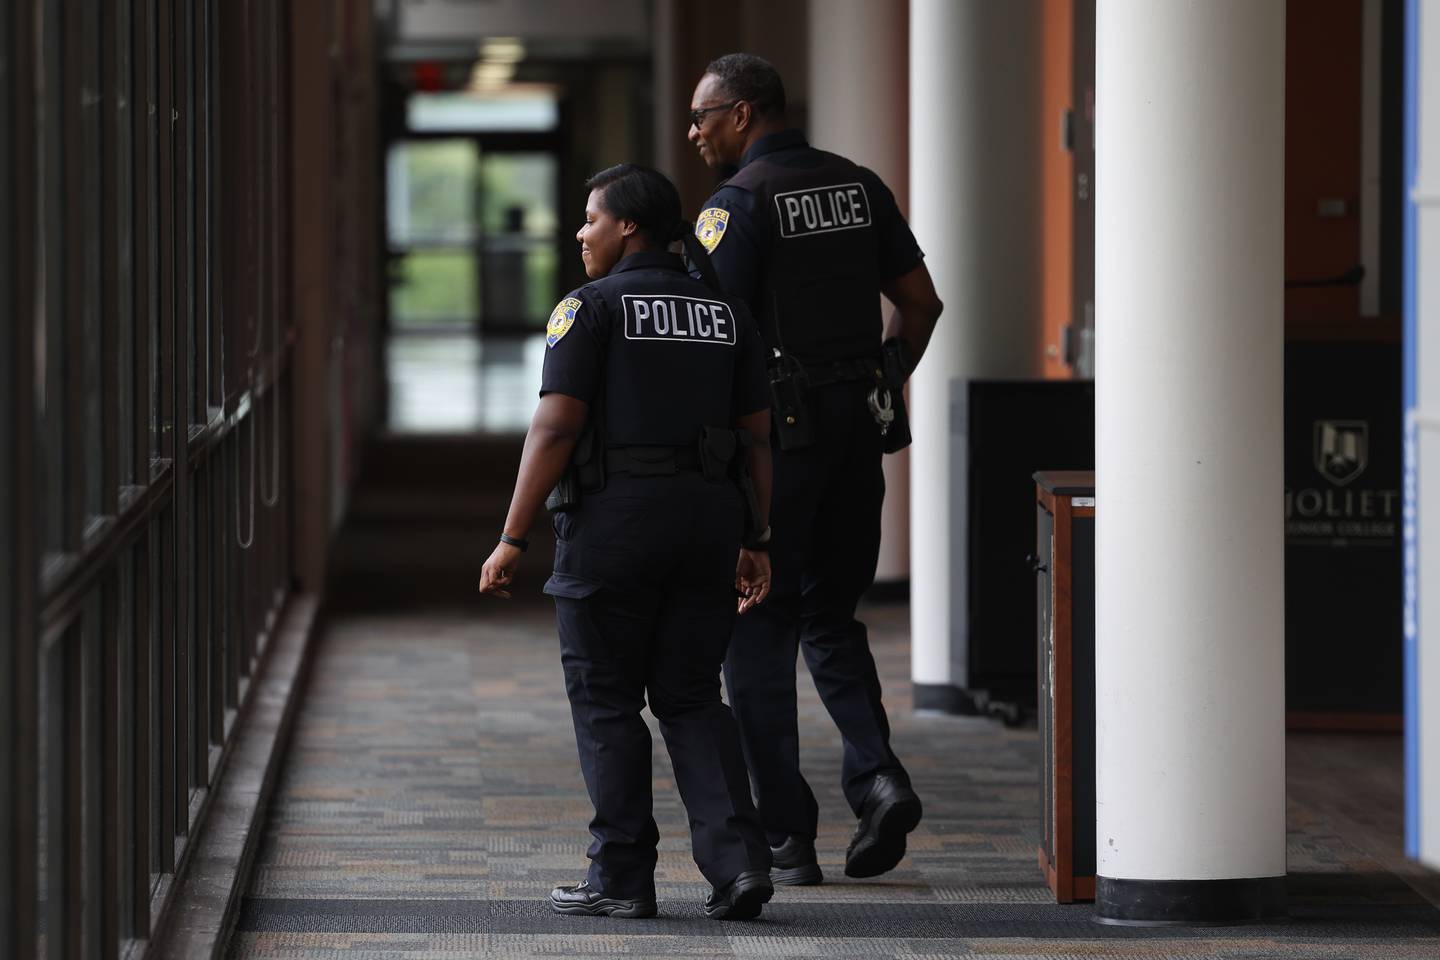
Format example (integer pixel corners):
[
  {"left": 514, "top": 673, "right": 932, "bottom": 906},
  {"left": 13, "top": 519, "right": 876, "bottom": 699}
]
[
  {"left": 546, "top": 297, "right": 583, "bottom": 348},
  {"left": 695, "top": 207, "right": 730, "bottom": 254}
]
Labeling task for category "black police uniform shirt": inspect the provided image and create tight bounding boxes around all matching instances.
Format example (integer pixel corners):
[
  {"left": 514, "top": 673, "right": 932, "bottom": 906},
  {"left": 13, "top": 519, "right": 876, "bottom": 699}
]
[
  {"left": 539, "top": 250, "right": 769, "bottom": 448},
  {"left": 693, "top": 129, "right": 924, "bottom": 363}
]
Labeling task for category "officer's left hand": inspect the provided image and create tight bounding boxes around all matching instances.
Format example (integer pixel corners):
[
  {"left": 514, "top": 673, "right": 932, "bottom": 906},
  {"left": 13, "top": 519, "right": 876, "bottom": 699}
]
[
  {"left": 478, "top": 542, "right": 523, "bottom": 599},
  {"left": 735, "top": 549, "right": 771, "bottom": 614}
]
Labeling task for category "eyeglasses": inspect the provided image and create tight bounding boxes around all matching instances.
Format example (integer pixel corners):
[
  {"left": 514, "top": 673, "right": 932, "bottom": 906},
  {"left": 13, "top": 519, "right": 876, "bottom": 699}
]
[{"left": 688, "top": 100, "right": 740, "bottom": 129}]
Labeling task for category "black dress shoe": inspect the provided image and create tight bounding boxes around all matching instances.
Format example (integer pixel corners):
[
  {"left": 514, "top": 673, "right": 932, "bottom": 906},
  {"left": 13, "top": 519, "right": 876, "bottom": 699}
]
[
  {"left": 769, "top": 836, "right": 823, "bottom": 885},
  {"left": 844, "top": 773, "right": 923, "bottom": 878},
  {"left": 549, "top": 880, "right": 657, "bottom": 918},
  {"left": 703, "top": 868, "right": 774, "bottom": 920}
]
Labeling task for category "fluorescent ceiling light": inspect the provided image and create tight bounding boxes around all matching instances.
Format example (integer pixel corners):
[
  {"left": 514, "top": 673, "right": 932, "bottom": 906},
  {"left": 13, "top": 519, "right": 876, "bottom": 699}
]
[
  {"left": 469, "top": 61, "right": 517, "bottom": 89},
  {"left": 480, "top": 37, "right": 526, "bottom": 64}
]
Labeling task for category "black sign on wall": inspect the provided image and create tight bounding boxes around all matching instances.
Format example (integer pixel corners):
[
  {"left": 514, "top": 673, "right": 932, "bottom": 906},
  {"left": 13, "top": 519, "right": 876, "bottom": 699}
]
[{"left": 1284, "top": 342, "right": 1402, "bottom": 716}]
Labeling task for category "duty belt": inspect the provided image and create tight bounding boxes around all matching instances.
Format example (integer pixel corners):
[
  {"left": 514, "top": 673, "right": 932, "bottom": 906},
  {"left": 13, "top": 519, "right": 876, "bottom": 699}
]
[
  {"left": 800, "top": 356, "right": 885, "bottom": 388},
  {"left": 606, "top": 444, "right": 702, "bottom": 477}
]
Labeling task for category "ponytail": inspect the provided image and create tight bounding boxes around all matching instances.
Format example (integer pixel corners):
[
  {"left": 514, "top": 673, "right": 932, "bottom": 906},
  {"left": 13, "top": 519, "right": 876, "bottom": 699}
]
[
  {"left": 680, "top": 225, "right": 724, "bottom": 294},
  {"left": 584, "top": 164, "right": 725, "bottom": 293}
]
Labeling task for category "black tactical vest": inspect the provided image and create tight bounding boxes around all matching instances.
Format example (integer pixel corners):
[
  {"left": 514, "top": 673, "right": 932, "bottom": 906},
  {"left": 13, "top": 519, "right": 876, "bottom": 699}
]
[{"left": 725, "top": 148, "right": 885, "bottom": 362}]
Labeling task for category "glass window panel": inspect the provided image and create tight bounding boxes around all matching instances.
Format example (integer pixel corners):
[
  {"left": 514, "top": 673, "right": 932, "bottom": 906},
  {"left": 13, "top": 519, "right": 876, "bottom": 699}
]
[
  {"left": 82, "top": 0, "right": 103, "bottom": 519},
  {"left": 480, "top": 152, "right": 557, "bottom": 240},
  {"left": 385, "top": 332, "right": 546, "bottom": 435},
  {"left": 189, "top": 478, "right": 202, "bottom": 781},
  {"left": 480, "top": 242, "right": 557, "bottom": 328},
  {"left": 84, "top": 364, "right": 103, "bottom": 517},
  {"left": 407, "top": 91, "right": 557, "bottom": 133},
  {"left": 116, "top": 0, "right": 135, "bottom": 486},
  {"left": 149, "top": 523, "right": 161, "bottom": 877},
  {"left": 81, "top": 595, "right": 102, "bottom": 953},
  {"left": 386, "top": 139, "right": 478, "bottom": 246},
  {"left": 388, "top": 249, "right": 478, "bottom": 328},
  {"left": 39, "top": 0, "right": 65, "bottom": 554},
  {"left": 36, "top": 647, "right": 48, "bottom": 960},
  {"left": 477, "top": 334, "right": 546, "bottom": 432},
  {"left": 143, "top": 0, "right": 159, "bottom": 468},
  {"left": 477, "top": 153, "right": 559, "bottom": 328},
  {"left": 38, "top": 639, "right": 67, "bottom": 960},
  {"left": 181, "top": 0, "right": 200, "bottom": 429},
  {"left": 385, "top": 334, "right": 482, "bottom": 433},
  {"left": 524, "top": 245, "right": 559, "bottom": 323},
  {"left": 117, "top": 547, "right": 135, "bottom": 937}
]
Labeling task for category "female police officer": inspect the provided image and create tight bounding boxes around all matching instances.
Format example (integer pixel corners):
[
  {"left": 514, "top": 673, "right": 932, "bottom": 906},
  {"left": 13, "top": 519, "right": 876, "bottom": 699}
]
[{"left": 477, "top": 163, "right": 777, "bottom": 921}]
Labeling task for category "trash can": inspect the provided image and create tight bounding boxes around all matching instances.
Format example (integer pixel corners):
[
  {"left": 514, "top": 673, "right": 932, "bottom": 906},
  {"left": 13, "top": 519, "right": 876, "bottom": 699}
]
[{"left": 1034, "top": 470, "right": 1096, "bottom": 903}]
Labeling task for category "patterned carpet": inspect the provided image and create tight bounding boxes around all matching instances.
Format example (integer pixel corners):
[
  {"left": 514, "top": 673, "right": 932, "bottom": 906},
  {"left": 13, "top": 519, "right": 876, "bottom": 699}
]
[{"left": 229, "top": 598, "right": 1440, "bottom": 959}]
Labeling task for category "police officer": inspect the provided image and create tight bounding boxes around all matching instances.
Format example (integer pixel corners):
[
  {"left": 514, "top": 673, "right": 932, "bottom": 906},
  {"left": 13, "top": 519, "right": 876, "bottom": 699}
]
[
  {"left": 478, "top": 163, "right": 778, "bottom": 920},
  {"left": 685, "top": 54, "right": 945, "bottom": 884}
]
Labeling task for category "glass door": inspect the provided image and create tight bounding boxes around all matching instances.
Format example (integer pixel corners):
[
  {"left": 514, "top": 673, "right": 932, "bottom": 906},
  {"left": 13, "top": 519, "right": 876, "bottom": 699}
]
[
  {"left": 385, "top": 138, "right": 483, "bottom": 431},
  {"left": 383, "top": 137, "right": 562, "bottom": 432},
  {"left": 386, "top": 138, "right": 482, "bottom": 333},
  {"left": 478, "top": 151, "right": 560, "bottom": 332}
]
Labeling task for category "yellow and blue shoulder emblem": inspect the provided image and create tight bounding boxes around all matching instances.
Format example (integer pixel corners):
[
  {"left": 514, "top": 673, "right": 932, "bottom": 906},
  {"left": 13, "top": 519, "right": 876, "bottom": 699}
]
[
  {"left": 546, "top": 297, "right": 583, "bottom": 348},
  {"left": 695, "top": 207, "right": 730, "bottom": 254}
]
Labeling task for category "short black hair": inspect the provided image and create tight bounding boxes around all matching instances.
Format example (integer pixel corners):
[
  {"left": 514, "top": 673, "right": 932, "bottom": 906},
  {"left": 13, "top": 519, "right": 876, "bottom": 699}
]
[
  {"left": 703, "top": 52, "right": 786, "bottom": 119},
  {"left": 584, "top": 163, "right": 686, "bottom": 247}
]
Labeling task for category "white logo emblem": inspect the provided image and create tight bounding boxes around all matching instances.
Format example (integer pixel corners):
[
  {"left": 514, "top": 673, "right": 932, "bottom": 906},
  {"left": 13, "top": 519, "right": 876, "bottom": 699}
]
[{"left": 1313, "top": 420, "right": 1368, "bottom": 486}]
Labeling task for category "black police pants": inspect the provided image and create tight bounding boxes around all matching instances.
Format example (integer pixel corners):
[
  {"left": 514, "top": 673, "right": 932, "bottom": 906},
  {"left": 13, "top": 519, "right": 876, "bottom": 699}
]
[
  {"left": 549, "top": 475, "right": 769, "bottom": 898},
  {"left": 724, "top": 381, "right": 910, "bottom": 844}
]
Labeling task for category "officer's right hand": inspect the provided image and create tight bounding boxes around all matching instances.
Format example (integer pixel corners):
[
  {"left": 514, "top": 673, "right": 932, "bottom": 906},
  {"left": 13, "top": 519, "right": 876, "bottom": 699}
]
[{"left": 735, "top": 549, "right": 771, "bottom": 614}]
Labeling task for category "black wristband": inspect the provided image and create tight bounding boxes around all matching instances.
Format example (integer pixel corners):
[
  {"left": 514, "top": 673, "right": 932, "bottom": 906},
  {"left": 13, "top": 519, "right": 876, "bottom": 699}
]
[
  {"left": 499, "top": 533, "right": 529, "bottom": 552},
  {"left": 742, "top": 525, "right": 772, "bottom": 552}
]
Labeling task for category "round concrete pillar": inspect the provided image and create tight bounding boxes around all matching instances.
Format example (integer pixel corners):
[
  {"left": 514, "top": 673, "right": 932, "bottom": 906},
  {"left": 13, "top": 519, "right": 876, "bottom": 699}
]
[
  {"left": 809, "top": 0, "right": 911, "bottom": 584},
  {"left": 908, "top": 0, "right": 1044, "bottom": 696},
  {"left": 1094, "top": 0, "right": 1286, "bottom": 924}
]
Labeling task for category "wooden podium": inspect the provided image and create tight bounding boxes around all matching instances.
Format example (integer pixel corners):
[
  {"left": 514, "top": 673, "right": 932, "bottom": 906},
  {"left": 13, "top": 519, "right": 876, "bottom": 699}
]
[{"left": 1034, "top": 471, "right": 1096, "bottom": 902}]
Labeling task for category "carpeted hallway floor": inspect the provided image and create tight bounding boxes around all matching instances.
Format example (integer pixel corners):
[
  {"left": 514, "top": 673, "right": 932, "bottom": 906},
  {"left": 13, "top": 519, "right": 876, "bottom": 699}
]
[
  {"left": 227, "top": 598, "right": 1440, "bottom": 958},
  {"left": 226, "top": 434, "right": 1440, "bottom": 958}
]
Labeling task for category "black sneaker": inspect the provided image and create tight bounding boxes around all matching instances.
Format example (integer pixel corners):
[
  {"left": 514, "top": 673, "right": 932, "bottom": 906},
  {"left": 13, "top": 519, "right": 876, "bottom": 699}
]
[
  {"left": 843, "top": 773, "right": 923, "bottom": 878},
  {"left": 769, "top": 836, "right": 823, "bottom": 885},
  {"left": 703, "top": 869, "right": 774, "bottom": 920},
  {"left": 549, "top": 880, "right": 657, "bottom": 918}
]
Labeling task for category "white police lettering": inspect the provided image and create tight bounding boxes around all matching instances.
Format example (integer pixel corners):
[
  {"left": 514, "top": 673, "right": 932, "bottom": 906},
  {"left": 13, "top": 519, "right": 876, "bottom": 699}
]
[
  {"left": 622, "top": 294, "right": 735, "bottom": 345},
  {"left": 774, "top": 182, "right": 872, "bottom": 238}
]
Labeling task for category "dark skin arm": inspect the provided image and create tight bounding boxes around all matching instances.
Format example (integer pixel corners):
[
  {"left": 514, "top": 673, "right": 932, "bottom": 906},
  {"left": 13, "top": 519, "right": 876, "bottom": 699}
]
[
  {"left": 737, "top": 408, "right": 772, "bottom": 534},
  {"left": 477, "top": 393, "right": 589, "bottom": 599},
  {"left": 734, "top": 407, "right": 773, "bottom": 614},
  {"left": 881, "top": 261, "right": 945, "bottom": 373}
]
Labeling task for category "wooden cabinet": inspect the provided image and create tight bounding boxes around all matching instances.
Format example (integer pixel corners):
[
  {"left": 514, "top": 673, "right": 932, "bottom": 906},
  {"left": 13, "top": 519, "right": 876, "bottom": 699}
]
[{"left": 1035, "top": 470, "right": 1096, "bottom": 902}]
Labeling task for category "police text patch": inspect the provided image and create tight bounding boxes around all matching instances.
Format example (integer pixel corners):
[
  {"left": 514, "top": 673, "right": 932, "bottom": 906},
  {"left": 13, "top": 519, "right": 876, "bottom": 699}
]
[
  {"left": 695, "top": 208, "right": 730, "bottom": 253},
  {"left": 621, "top": 294, "right": 736, "bottom": 346},
  {"left": 773, "top": 182, "right": 872, "bottom": 238},
  {"left": 546, "top": 297, "right": 582, "bottom": 348}
]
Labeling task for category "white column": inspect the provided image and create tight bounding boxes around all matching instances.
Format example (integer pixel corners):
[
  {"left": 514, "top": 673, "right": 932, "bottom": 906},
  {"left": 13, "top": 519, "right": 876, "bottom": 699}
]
[
  {"left": 809, "top": 0, "right": 910, "bottom": 584},
  {"left": 909, "top": 1, "right": 1043, "bottom": 692},
  {"left": 1411, "top": 0, "right": 1440, "bottom": 869},
  {"left": 1095, "top": 0, "right": 1286, "bottom": 922}
]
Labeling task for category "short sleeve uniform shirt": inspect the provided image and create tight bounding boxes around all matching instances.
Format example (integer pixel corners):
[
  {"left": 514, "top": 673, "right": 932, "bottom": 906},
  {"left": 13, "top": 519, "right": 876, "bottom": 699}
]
[{"left": 540, "top": 251, "right": 768, "bottom": 447}]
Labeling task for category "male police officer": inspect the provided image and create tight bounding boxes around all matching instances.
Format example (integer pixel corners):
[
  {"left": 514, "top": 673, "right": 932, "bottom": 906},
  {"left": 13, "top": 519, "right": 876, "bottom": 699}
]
[{"left": 687, "top": 54, "right": 944, "bottom": 883}]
